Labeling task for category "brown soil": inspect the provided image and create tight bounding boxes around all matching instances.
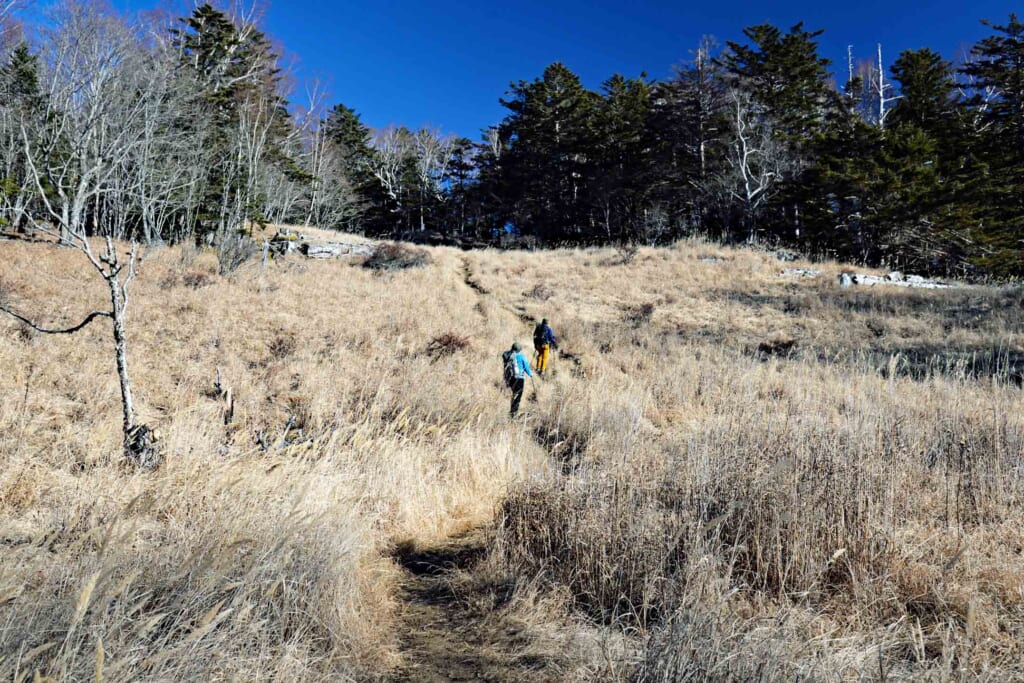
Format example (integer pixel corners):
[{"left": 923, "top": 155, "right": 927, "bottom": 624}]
[{"left": 389, "top": 529, "right": 569, "bottom": 682}]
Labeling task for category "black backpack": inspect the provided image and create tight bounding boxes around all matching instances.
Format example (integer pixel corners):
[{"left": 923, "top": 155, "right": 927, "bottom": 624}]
[
  {"left": 501, "top": 350, "right": 516, "bottom": 387},
  {"left": 533, "top": 324, "right": 545, "bottom": 347}
]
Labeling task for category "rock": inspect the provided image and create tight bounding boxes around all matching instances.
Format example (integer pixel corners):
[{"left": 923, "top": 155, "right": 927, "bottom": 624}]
[
  {"left": 300, "top": 241, "right": 375, "bottom": 259},
  {"left": 782, "top": 268, "right": 821, "bottom": 279},
  {"left": 838, "top": 271, "right": 962, "bottom": 290},
  {"left": 854, "top": 274, "right": 889, "bottom": 286}
]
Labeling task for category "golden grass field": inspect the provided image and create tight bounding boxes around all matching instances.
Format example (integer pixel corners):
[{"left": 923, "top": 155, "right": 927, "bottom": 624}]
[{"left": 1, "top": 234, "right": 1022, "bottom": 681}]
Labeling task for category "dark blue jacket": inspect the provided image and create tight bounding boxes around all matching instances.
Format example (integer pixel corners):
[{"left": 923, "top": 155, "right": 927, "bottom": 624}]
[{"left": 534, "top": 323, "right": 557, "bottom": 348}]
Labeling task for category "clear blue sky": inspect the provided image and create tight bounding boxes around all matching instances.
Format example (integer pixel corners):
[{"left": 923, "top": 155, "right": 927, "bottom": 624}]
[{"left": 117, "top": 0, "right": 1018, "bottom": 139}]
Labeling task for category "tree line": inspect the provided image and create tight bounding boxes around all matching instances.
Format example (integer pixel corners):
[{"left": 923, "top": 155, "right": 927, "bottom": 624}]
[{"left": 1, "top": 2, "right": 1022, "bottom": 277}]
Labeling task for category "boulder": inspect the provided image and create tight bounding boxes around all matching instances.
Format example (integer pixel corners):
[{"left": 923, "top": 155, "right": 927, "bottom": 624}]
[
  {"left": 299, "top": 241, "right": 375, "bottom": 259},
  {"left": 782, "top": 268, "right": 821, "bottom": 279}
]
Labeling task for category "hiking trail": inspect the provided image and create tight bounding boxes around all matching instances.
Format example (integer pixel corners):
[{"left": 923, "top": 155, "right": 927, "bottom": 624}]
[
  {"left": 382, "top": 257, "right": 580, "bottom": 681},
  {"left": 389, "top": 528, "right": 568, "bottom": 682}
]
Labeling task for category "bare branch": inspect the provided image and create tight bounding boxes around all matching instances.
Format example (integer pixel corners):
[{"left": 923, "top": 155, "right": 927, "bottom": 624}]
[{"left": 0, "top": 303, "right": 112, "bottom": 334}]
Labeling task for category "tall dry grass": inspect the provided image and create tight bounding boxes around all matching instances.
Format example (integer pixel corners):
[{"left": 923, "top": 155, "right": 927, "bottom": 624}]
[
  {"left": 475, "top": 245, "right": 1024, "bottom": 680},
  {"left": 0, "top": 239, "right": 552, "bottom": 680},
  {"left": 1, "top": 236, "right": 1022, "bottom": 680}
]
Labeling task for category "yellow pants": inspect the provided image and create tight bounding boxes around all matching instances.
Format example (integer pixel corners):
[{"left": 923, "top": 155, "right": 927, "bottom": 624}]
[{"left": 535, "top": 344, "right": 551, "bottom": 374}]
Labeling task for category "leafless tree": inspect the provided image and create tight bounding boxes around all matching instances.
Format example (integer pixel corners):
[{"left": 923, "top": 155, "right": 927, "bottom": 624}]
[
  {"left": 850, "top": 45, "right": 901, "bottom": 128},
  {"left": 371, "top": 125, "right": 414, "bottom": 207},
  {"left": 304, "top": 119, "right": 363, "bottom": 230},
  {"left": 413, "top": 127, "right": 456, "bottom": 231},
  {"left": 720, "top": 89, "right": 783, "bottom": 242},
  {"left": 956, "top": 48, "right": 999, "bottom": 135},
  {"left": 484, "top": 126, "right": 503, "bottom": 161},
  {"left": 0, "top": 0, "right": 21, "bottom": 48},
  {"left": 1, "top": 0, "right": 160, "bottom": 466}
]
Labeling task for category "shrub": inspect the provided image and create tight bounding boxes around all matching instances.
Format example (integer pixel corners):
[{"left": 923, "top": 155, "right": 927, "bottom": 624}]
[
  {"left": 363, "top": 243, "right": 432, "bottom": 271},
  {"left": 624, "top": 302, "right": 655, "bottom": 327},
  {"left": 426, "top": 332, "right": 471, "bottom": 361},
  {"left": 525, "top": 283, "right": 555, "bottom": 301},
  {"left": 182, "top": 270, "right": 216, "bottom": 289},
  {"left": 217, "top": 232, "right": 259, "bottom": 275},
  {"left": 605, "top": 244, "right": 638, "bottom": 266},
  {"left": 0, "top": 275, "right": 12, "bottom": 306}
]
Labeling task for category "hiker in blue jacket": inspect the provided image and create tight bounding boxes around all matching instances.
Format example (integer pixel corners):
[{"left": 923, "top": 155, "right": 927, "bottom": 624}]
[{"left": 501, "top": 342, "right": 533, "bottom": 417}]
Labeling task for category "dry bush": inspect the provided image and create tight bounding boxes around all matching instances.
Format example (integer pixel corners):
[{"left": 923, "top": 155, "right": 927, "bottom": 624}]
[
  {"left": 0, "top": 452, "right": 399, "bottom": 680},
  {"left": 157, "top": 270, "right": 180, "bottom": 289},
  {"left": 624, "top": 302, "right": 655, "bottom": 327},
  {"left": 182, "top": 270, "right": 216, "bottom": 289},
  {"left": 0, "top": 274, "right": 13, "bottom": 306},
  {"left": 525, "top": 283, "right": 555, "bottom": 301},
  {"left": 500, "top": 339, "right": 1024, "bottom": 676},
  {"left": 266, "top": 329, "right": 297, "bottom": 359},
  {"left": 605, "top": 244, "right": 639, "bottom": 266},
  {"left": 426, "top": 332, "right": 471, "bottom": 361},
  {"left": 217, "top": 232, "right": 259, "bottom": 275},
  {"left": 0, "top": 240, "right": 549, "bottom": 680},
  {"left": 363, "top": 242, "right": 432, "bottom": 271}
]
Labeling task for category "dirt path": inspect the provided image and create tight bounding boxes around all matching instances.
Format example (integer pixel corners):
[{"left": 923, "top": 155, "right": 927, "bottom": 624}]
[
  {"left": 461, "top": 257, "right": 491, "bottom": 296},
  {"left": 389, "top": 529, "right": 568, "bottom": 682},
  {"left": 382, "top": 258, "right": 577, "bottom": 681}
]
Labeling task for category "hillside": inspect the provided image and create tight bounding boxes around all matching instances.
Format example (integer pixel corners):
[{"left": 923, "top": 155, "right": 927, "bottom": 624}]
[{"left": 1, "top": 236, "right": 1022, "bottom": 681}]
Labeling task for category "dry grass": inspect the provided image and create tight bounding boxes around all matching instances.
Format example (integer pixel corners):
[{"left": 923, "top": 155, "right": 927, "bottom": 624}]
[
  {"left": 1, "top": 237, "right": 1022, "bottom": 680},
  {"left": 0, "top": 239, "right": 549, "bottom": 680},
  {"left": 475, "top": 245, "right": 1024, "bottom": 680}
]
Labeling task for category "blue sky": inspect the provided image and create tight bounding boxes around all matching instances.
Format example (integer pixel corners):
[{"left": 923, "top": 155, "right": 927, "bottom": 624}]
[{"left": 112, "top": 0, "right": 1018, "bottom": 139}]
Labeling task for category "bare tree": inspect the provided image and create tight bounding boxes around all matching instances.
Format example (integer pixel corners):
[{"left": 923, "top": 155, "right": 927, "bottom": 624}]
[
  {"left": 413, "top": 127, "right": 456, "bottom": 231},
  {"left": 873, "top": 44, "right": 901, "bottom": 128},
  {"left": 0, "top": 0, "right": 21, "bottom": 49},
  {"left": 371, "top": 125, "right": 414, "bottom": 209},
  {"left": 720, "top": 89, "right": 783, "bottom": 242},
  {"left": 850, "top": 45, "right": 901, "bottom": 128},
  {"left": 484, "top": 126, "right": 503, "bottom": 161},
  {"left": 1, "top": 0, "right": 160, "bottom": 466},
  {"left": 304, "top": 118, "right": 363, "bottom": 230},
  {"left": 956, "top": 47, "right": 999, "bottom": 135}
]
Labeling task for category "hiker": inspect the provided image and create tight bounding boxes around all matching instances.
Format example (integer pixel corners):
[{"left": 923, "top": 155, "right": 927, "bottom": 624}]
[
  {"left": 532, "top": 318, "right": 558, "bottom": 377},
  {"left": 502, "top": 342, "right": 533, "bottom": 417}
]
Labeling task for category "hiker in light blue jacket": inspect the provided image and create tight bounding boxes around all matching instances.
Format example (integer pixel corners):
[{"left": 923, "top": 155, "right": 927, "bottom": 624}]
[{"left": 501, "top": 342, "right": 533, "bottom": 417}]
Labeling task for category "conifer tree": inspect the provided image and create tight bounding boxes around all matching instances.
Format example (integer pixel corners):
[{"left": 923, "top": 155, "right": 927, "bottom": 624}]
[
  {"left": 491, "top": 63, "right": 600, "bottom": 242},
  {"left": 649, "top": 39, "right": 727, "bottom": 238},
  {"left": 961, "top": 14, "right": 1024, "bottom": 275},
  {"left": 0, "top": 42, "right": 42, "bottom": 232},
  {"left": 720, "top": 23, "right": 836, "bottom": 243},
  {"left": 592, "top": 73, "right": 655, "bottom": 241},
  {"left": 172, "top": 3, "right": 293, "bottom": 240}
]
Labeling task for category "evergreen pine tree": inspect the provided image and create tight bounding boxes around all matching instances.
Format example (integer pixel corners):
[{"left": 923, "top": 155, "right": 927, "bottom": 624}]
[
  {"left": 961, "top": 14, "right": 1024, "bottom": 276},
  {"left": 720, "top": 23, "right": 837, "bottom": 244},
  {"left": 592, "top": 73, "right": 655, "bottom": 241},
  {"left": 492, "top": 63, "right": 600, "bottom": 242}
]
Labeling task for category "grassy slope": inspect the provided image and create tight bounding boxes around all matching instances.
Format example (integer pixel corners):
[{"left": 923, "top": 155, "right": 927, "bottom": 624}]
[{"left": 0, "top": 237, "right": 1022, "bottom": 680}]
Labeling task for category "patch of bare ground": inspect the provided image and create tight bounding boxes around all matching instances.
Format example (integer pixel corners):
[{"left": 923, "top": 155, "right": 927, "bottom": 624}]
[{"left": 390, "top": 528, "right": 583, "bottom": 682}]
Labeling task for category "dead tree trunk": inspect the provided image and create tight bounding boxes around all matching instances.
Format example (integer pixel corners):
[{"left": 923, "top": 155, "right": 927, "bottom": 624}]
[
  {"left": 107, "top": 251, "right": 136, "bottom": 438},
  {"left": 0, "top": 237, "right": 158, "bottom": 468},
  {"left": 98, "top": 238, "right": 157, "bottom": 467}
]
